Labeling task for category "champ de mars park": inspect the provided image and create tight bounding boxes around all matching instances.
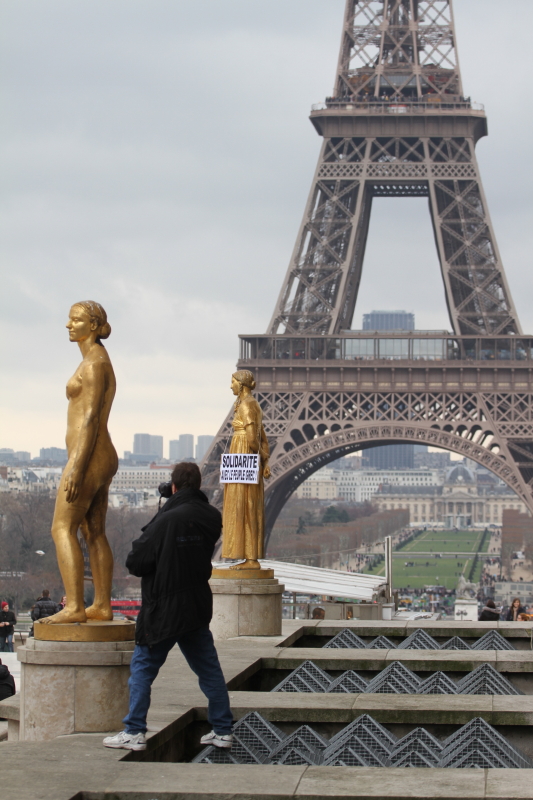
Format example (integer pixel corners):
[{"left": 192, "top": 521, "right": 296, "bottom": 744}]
[{"left": 2, "top": 2, "right": 533, "bottom": 800}]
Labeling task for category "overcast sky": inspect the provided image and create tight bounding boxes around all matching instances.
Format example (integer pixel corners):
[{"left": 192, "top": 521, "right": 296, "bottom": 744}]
[{"left": 1, "top": 0, "right": 532, "bottom": 460}]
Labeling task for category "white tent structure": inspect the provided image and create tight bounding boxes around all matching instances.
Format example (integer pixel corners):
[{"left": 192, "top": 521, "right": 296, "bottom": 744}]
[{"left": 212, "top": 559, "right": 387, "bottom": 602}]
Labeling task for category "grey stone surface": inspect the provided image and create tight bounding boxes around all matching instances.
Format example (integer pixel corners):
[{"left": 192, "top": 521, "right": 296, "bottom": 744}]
[
  {"left": 486, "top": 769, "right": 533, "bottom": 798},
  {"left": 296, "top": 766, "right": 487, "bottom": 798},
  {"left": 3, "top": 619, "right": 533, "bottom": 800},
  {"left": 104, "top": 762, "right": 308, "bottom": 798}
]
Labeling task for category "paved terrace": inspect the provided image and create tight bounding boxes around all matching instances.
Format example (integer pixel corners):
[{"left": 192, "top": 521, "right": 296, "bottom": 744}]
[{"left": 3, "top": 619, "right": 533, "bottom": 800}]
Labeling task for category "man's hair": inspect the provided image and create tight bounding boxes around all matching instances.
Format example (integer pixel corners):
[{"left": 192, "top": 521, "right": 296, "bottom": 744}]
[
  {"left": 42, "top": 589, "right": 50, "bottom": 597},
  {"left": 171, "top": 462, "right": 202, "bottom": 491},
  {"left": 486, "top": 599, "right": 496, "bottom": 609}
]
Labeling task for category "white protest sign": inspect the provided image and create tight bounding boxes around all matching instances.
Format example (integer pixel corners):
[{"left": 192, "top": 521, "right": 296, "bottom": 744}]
[{"left": 220, "top": 453, "right": 260, "bottom": 484}]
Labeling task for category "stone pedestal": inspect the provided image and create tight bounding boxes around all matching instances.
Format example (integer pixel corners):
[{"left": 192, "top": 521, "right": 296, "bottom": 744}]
[
  {"left": 210, "top": 577, "right": 284, "bottom": 639},
  {"left": 18, "top": 637, "right": 134, "bottom": 741}
]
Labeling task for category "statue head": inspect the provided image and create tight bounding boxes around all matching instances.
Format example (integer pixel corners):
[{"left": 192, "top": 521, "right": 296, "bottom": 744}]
[
  {"left": 231, "top": 370, "right": 256, "bottom": 396},
  {"left": 68, "top": 301, "right": 111, "bottom": 345}
]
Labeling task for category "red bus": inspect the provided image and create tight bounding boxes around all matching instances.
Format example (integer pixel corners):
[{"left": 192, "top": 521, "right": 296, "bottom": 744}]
[{"left": 111, "top": 599, "right": 142, "bottom": 618}]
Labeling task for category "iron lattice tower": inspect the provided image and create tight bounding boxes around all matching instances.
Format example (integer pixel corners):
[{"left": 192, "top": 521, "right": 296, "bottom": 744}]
[{"left": 203, "top": 0, "right": 533, "bottom": 540}]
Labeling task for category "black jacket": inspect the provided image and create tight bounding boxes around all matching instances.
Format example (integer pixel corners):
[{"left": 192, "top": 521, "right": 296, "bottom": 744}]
[
  {"left": 126, "top": 487, "right": 222, "bottom": 646},
  {"left": 0, "top": 610, "right": 17, "bottom": 637},
  {"left": 0, "top": 664, "right": 15, "bottom": 702},
  {"left": 31, "top": 597, "right": 58, "bottom": 620},
  {"left": 479, "top": 607, "right": 500, "bottom": 622}
]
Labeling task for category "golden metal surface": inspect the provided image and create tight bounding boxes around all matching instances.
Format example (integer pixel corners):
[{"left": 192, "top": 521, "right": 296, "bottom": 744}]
[
  {"left": 34, "top": 619, "right": 135, "bottom": 642},
  {"left": 211, "top": 568, "right": 274, "bottom": 580},
  {"left": 221, "top": 371, "right": 270, "bottom": 574},
  {"left": 43, "top": 302, "right": 118, "bottom": 626}
]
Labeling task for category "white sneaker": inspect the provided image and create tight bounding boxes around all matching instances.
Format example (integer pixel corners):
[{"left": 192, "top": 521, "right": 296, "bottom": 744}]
[
  {"left": 103, "top": 730, "right": 147, "bottom": 751},
  {"left": 200, "top": 730, "right": 233, "bottom": 749}
]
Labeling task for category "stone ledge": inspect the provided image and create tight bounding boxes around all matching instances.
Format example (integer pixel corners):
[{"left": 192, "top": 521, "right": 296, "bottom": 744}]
[
  {"left": 211, "top": 583, "right": 285, "bottom": 595},
  {"left": 0, "top": 693, "right": 20, "bottom": 721},
  {"left": 24, "top": 638, "right": 135, "bottom": 652},
  {"left": 18, "top": 649, "right": 132, "bottom": 666}
]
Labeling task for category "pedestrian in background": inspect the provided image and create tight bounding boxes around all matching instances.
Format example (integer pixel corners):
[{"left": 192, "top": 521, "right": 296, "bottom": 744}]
[
  {"left": 31, "top": 590, "right": 59, "bottom": 622},
  {"left": 478, "top": 599, "right": 500, "bottom": 622},
  {"left": 0, "top": 602, "right": 17, "bottom": 652},
  {"left": 506, "top": 597, "right": 526, "bottom": 621},
  {"left": 0, "top": 658, "right": 16, "bottom": 704}
]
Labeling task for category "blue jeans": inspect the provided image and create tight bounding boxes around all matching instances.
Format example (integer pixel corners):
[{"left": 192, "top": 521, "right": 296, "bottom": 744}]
[
  {"left": 123, "top": 625, "right": 233, "bottom": 735},
  {"left": 0, "top": 635, "right": 13, "bottom": 653}
]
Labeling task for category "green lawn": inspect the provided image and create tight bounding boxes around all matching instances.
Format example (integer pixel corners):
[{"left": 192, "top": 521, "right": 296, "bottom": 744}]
[
  {"left": 364, "top": 529, "right": 487, "bottom": 590},
  {"left": 401, "top": 529, "right": 488, "bottom": 554}
]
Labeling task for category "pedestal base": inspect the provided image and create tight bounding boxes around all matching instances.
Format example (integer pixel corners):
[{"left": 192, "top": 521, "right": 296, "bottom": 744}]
[
  {"left": 210, "top": 577, "right": 284, "bottom": 639},
  {"left": 18, "top": 637, "right": 134, "bottom": 741},
  {"left": 34, "top": 618, "right": 135, "bottom": 642},
  {"left": 211, "top": 567, "right": 274, "bottom": 580}
]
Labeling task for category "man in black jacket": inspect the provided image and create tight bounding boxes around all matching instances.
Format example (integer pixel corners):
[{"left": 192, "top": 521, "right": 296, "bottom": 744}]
[
  {"left": 103, "top": 462, "right": 232, "bottom": 752},
  {"left": 31, "top": 590, "right": 59, "bottom": 621},
  {"left": 0, "top": 658, "right": 16, "bottom": 704},
  {"left": 0, "top": 602, "right": 17, "bottom": 652}
]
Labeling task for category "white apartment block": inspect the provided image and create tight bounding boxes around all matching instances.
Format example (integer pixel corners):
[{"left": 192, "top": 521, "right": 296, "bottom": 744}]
[
  {"left": 295, "top": 467, "right": 441, "bottom": 503},
  {"left": 111, "top": 465, "right": 172, "bottom": 491}
]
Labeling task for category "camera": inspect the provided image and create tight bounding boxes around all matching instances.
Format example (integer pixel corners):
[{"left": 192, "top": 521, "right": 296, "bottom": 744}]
[{"left": 158, "top": 481, "right": 173, "bottom": 499}]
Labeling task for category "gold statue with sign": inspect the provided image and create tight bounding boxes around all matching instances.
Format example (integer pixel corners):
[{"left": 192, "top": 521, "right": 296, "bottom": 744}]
[
  {"left": 42, "top": 301, "right": 118, "bottom": 626},
  {"left": 221, "top": 370, "right": 270, "bottom": 571}
]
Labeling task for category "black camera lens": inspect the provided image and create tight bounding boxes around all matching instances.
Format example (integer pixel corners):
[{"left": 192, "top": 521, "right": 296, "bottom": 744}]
[{"left": 158, "top": 481, "right": 173, "bottom": 498}]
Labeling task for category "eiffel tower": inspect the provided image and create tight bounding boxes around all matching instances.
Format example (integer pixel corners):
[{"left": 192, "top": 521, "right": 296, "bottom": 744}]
[{"left": 202, "top": 0, "right": 533, "bottom": 541}]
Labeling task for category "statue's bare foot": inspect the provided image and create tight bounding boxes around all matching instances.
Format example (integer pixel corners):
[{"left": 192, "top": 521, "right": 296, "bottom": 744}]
[
  {"left": 233, "top": 559, "right": 261, "bottom": 570},
  {"left": 41, "top": 607, "right": 87, "bottom": 624},
  {"left": 85, "top": 603, "right": 113, "bottom": 621}
]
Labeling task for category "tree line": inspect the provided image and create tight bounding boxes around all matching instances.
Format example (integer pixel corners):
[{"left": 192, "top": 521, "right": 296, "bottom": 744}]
[{"left": 0, "top": 492, "right": 153, "bottom": 611}]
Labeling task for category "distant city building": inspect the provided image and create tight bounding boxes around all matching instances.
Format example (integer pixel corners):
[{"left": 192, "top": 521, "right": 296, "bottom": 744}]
[
  {"left": 494, "top": 581, "right": 533, "bottom": 608},
  {"left": 374, "top": 464, "right": 528, "bottom": 526},
  {"left": 362, "top": 309, "right": 414, "bottom": 331},
  {"left": 0, "top": 449, "right": 31, "bottom": 464},
  {"left": 362, "top": 311, "right": 415, "bottom": 468},
  {"left": 296, "top": 467, "right": 441, "bottom": 503},
  {"left": 39, "top": 447, "right": 68, "bottom": 463},
  {"left": 170, "top": 434, "right": 194, "bottom": 462},
  {"left": 363, "top": 444, "right": 414, "bottom": 470},
  {"left": 196, "top": 435, "right": 214, "bottom": 462},
  {"left": 414, "top": 450, "right": 451, "bottom": 469},
  {"left": 111, "top": 465, "right": 172, "bottom": 491},
  {"left": 133, "top": 433, "right": 163, "bottom": 459}
]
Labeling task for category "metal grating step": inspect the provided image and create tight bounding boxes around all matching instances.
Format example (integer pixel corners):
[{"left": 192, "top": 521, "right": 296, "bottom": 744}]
[
  {"left": 323, "top": 629, "right": 367, "bottom": 649},
  {"left": 192, "top": 713, "right": 532, "bottom": 768},
  {"left": 271, "top": 660, "right": 332, "bottom": 693},
  {"left": 368, "top": 635, "right": 397, "bottom": 649},
  {"left": 456, "top": 664, "right": 523, "bottom": 696},
  {"left": 397, "top": 630, "right": 440, "bottom": 650},
  {"left": 326, "top": 670, "right": 368, "bottom": 694},
  {"left": 271, "top": 660, "right": 520, "bottom": 696},
  {"left": 386, "top": 728, "right": 443, "bottom": 768},
  {"left": 439, "top": 636, "right": 472, "bottom": 650},
  {"left": 472, "top": 631, "right": 516, "bottom": 651},
  {"left": 440, "top": 717, "right": 532, "bottom": 769},
  {"left": 418, "top": 671, "right": 458, "bottom": 695},
  {"left": 232, "top": 711, "right": 285, "bottom": 755},
  {"left": 322, "top": 629, "right": 516, "bottom": 651},
  {"left": 365, "top": 661, "right": 421, "bottom": 694}
]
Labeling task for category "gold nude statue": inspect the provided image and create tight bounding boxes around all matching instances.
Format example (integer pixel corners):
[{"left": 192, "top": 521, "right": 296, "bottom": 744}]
[
  {"left": 222, "top": 370, "right": 270, "bottom": 569},
  {"left": 43, "top": 301, "right": 118, "bottom": 624}
]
